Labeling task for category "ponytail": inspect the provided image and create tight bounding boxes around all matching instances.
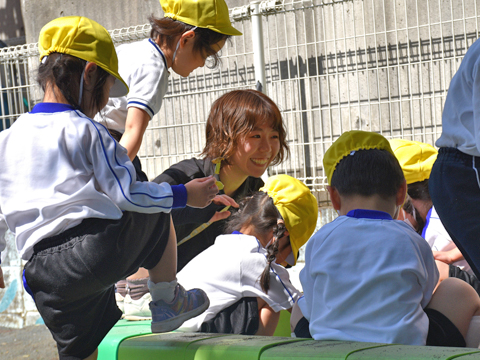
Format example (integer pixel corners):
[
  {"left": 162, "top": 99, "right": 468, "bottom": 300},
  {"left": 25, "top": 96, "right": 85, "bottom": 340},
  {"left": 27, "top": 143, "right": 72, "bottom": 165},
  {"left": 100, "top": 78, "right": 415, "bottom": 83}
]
[{"left": 260, "top": 220, "right": 287, "bottom": 293}]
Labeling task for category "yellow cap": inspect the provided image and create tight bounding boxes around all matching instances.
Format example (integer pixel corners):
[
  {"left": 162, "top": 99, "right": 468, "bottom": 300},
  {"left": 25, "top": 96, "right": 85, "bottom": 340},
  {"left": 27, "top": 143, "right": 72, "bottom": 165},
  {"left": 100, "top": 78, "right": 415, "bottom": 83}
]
[
  {"left": 160, "top": 0, "right": 242, "bottom": 36},
  {"left": 38, "top": 16, "right": 128, "bottom": 97},
  {"left": 324, "top": 130, "right": 395, "bottom": 185},
  {"left": 389, "top": 139, "right": 438, "bottom": 184},
  {"left": 260, "top": 175, "right": 318, "bottom": 265}
]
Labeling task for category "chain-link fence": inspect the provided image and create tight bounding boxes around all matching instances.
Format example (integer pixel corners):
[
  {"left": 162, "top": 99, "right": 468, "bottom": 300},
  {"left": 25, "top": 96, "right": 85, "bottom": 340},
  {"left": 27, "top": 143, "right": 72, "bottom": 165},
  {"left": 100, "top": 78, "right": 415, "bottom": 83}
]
[{"left": 1, "top": 0, "right": 479, "bottom": 206}]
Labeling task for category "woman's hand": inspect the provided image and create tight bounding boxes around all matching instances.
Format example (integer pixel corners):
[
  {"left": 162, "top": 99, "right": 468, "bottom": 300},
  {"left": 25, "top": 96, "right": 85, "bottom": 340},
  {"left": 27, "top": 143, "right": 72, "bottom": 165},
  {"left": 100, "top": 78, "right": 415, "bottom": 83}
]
[{"left": 207, "top": 195, "right": 239, "bottom": 223}]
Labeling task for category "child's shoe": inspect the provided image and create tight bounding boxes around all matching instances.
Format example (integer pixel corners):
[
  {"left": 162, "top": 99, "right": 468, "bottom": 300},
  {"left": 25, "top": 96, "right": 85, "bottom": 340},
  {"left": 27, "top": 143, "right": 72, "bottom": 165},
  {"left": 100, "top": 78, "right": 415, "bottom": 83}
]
[
  {"left": 150, "top": 284, "right": 209, "bottom": 333},
  {"left": 124, "top": 293, "right": 152, "bottom": 320}
]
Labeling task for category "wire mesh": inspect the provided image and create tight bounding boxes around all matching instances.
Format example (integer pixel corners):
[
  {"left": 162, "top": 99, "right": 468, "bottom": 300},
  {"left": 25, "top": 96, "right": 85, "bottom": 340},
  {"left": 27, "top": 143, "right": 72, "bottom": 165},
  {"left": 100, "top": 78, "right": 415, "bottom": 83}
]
[{"left": 0, "top": 0, "right": 478, "bottom": 206}]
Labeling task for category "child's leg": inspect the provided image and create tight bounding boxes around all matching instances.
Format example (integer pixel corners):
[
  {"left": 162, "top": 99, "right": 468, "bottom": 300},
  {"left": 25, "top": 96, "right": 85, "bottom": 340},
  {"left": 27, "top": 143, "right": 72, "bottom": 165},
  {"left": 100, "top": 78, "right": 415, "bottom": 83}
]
[
  {"left": 148, "top": 217, "right": 209, "bottom": 333},
  {"left": 426, "top": 277, "right": 480, "bottom": 339},
  {"left": 256, "top": 298, "right": 280, "bottom": 336}
]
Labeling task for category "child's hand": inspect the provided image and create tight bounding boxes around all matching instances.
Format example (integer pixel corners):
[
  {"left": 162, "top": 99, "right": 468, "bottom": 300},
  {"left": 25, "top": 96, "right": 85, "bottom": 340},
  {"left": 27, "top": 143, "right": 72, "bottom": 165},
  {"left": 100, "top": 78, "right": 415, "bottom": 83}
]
[
  {"left": 0, "top": 266, "right": 5, "bottom": 288},
  {"left": 185, "top": 176, "right": 218, "bottom": 208},
  {"left": 207, "top": 195, "right": 239, "bottom": 223}
]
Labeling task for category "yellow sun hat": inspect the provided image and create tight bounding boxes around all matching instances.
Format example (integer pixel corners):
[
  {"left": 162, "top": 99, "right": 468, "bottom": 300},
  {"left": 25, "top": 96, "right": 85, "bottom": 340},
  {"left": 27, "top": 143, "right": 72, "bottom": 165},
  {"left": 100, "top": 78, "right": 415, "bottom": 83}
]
[
  {"left": 389, "top": 139, "right": 438, "bottom": 185},
  {"left": 160, "top": 0, "right": 242, "bottom": 36},
  {"left": 260, "top": 175, "right": 318, "bottom": 265},
  {"left": 323, "top": 130, "right": 395, "bottom": 185},
  {"left": 38, "top": 16, "right": 128, "bottom": 97}
]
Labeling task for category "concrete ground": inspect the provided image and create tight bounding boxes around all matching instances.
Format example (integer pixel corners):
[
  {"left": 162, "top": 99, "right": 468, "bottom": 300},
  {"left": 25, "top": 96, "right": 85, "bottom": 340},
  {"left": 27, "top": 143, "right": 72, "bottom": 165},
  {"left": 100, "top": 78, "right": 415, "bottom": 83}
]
[{"left": 0, "top": 325, "right": 58, "bottom": 360}]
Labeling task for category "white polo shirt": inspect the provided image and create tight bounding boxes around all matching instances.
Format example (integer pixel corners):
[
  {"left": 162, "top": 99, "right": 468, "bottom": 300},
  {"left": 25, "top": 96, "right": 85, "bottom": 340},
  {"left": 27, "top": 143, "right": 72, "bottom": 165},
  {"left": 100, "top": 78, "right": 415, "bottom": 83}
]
[
  {"left": 298, "top": 209, "right": 438, "bottom": 345},
  {"left": 177, "top": 232, "right": 301, "bottom": 332}
]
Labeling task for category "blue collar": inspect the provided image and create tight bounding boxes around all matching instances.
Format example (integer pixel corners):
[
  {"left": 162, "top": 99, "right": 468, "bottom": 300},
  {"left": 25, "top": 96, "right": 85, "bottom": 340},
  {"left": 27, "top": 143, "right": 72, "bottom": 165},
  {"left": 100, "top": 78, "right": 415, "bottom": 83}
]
[
  {"left": 30, "top": 103, "right": 76, "bottom": 114},
  {"left": 346, "top": 209, "right": 393, "bottom": 220},
  {"left": 421, "top": 207, "right": 433, "bottom": 238},
  {"left": 232, "top": 230, "right": 243, "bottom": 235},
  {"left": 149, "top": 38, "right": 168, "bottom": 69}
]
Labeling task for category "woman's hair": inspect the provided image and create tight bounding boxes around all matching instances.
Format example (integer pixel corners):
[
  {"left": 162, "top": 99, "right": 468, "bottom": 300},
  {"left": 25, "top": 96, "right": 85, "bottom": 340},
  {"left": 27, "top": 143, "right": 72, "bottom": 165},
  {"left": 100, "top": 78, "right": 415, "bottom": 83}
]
[
  {"left": 225, "top": 191, "right": 287, "bottom": 293},
  {"left": 37, "top": 53, "right": 109, "bottom": 114},
  {"left": 149, "top": 16, "right": 230, "bottom": 68},
  {"left": 331, "top": 148, "right": 405, "bottom": 199},
  {"left": 201, "top": 89, "right": 289, "bottom": 166}
]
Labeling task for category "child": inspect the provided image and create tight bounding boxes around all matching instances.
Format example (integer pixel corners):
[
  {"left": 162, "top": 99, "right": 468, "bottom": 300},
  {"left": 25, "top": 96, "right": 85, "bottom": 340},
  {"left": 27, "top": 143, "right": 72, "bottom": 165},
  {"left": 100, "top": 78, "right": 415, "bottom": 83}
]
[
  {"left": 292, "top": 130, "right": 480, "bottom": 347},
  {"left": 176, "top": 174, "right": 318, "bottom": 335},
  {"left": 390, "top": 140, "right": 472, "bottom": 270},
  {"left": 123, "top": 89, "right": 289, "bottom": 319},
  {"left": 0, "top": 16, "right": 218, "bottom": 360},
  {"left": 100, "top": 0, "right": 242, "bottom": 315},
  {"left": 429, "top": 36, "right": 480, "bottom": 280}
]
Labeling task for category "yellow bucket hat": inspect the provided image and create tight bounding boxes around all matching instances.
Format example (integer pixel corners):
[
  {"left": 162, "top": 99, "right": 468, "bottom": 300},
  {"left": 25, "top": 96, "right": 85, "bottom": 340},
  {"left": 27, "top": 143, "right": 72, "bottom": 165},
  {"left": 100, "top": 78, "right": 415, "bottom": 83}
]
[
  {"left": 160, "top": 0, "right": 242, "bottom": 36},
  {"left": 389, "top": 139, "right": 438, "bottom": 184},
  {"left": 323, "top": 130, "right": 395, "bottom": 185},
  {"left": 38, "top": 16, "right": 128, "bottom": 98},
  {"left": 260, "top": 175, "right": 318, "bottom": 265}
]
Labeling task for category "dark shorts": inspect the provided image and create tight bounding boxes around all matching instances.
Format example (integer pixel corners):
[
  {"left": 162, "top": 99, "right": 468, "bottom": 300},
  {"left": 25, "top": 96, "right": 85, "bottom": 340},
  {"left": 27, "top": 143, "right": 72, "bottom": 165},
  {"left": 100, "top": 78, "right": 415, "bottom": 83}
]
[
  {"left": 294, "top": 309, "right": 466, "bottom": 347},
  {"left": 24, "top": 211, "right": 171, "bottom": 360},
  {"left": 200, "top": 297, "right": 259, "bottom": 335}
]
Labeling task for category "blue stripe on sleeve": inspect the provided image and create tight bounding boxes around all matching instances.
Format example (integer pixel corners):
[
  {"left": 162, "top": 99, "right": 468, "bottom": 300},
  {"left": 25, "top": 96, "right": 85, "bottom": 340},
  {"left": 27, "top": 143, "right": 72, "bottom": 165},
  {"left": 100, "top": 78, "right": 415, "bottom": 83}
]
[{"left": 79, "top": 112, "right": 172, "bottom": 209}]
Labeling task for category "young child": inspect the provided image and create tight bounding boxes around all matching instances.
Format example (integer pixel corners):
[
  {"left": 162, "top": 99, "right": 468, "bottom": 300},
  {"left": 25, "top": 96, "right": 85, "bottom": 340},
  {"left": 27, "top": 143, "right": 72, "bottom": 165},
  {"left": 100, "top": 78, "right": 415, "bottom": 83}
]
[
  {"left": 292, "top": 130, "right": 480, "bottom": 347},
  {"left": 176, "top": 174, "right": 318, "bottom": 335},
  {"left": 390, "top": 140, "right": 479, "bottom": 291},
  {"left": 97, "top": 0, "right": 241, "bottom": 163},
  {"left": 0, "top": 16, "right": 218, "bottom": 360},
  {"left": 122, "top": 89, "right": 289, "bottom": 320},
  {"left": 101, "top": 0, "right": 242, "bottom": 315}
]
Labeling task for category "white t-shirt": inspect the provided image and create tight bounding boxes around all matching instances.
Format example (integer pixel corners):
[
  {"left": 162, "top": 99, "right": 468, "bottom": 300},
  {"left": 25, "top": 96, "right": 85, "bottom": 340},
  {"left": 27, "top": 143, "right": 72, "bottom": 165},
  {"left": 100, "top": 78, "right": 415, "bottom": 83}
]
[
  {"left": 95, "top": 38, "right": 169, "bottom": 132},
  {"left": 298, "top": 209, "right": 438, "bottom": 345},
  {"left": 0, "top": 103, "right": 186, "bottom": 260},
  {"left": 177, "top": 232, "right": 301, "bottom": 332},
  {"left": 423, "top": 206, "right": 472, "bottom": 274},
  {"left": 436, "top": 37, "right": 480, "bottom": 155}
]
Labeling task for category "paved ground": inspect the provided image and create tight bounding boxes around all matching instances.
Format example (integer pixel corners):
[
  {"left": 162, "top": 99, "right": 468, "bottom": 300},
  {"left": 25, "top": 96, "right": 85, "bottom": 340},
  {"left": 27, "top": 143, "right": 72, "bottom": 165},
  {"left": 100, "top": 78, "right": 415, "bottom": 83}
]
[{"left": 0, "top": 325, "right": 58, "bottom": 360}]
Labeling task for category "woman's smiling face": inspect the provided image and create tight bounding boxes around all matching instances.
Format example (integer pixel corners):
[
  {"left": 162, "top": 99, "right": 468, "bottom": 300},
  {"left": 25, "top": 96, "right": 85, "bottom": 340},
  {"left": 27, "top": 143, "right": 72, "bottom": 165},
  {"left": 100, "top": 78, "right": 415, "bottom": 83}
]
[{"left": 228, "top": 121, "right": 281, "bottom": 179}]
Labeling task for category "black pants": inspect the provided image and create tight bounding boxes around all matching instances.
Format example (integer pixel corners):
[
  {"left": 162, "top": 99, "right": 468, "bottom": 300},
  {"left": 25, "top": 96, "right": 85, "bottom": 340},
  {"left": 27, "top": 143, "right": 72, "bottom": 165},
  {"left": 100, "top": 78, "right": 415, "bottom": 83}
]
[{"left": 430, "top": 148, "right": 480, "bottom": 279}]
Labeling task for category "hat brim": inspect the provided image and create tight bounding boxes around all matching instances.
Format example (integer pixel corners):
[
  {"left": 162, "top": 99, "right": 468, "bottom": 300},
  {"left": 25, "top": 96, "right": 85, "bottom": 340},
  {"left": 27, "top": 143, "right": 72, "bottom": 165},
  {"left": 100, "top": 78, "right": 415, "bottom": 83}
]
[{"left": 109, "top": 77, "right": 129, "bottom": 97}]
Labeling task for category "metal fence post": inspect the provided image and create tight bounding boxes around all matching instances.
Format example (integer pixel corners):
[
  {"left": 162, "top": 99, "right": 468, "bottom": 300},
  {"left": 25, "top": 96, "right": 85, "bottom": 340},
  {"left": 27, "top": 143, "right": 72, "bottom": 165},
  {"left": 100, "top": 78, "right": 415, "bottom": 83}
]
[{"left": 250, "top": 1, "right": 266, "bottom": 94}]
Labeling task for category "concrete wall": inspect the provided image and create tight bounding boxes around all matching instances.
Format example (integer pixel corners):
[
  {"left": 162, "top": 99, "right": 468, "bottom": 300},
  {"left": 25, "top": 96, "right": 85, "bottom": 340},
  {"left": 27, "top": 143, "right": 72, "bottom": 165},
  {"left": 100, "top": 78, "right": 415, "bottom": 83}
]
[
  {"left": 20, "top": 0, "right": 248, "bottom": 43},
  {"left": 0, "top": 0, "right": 25, "bottom": 46}
]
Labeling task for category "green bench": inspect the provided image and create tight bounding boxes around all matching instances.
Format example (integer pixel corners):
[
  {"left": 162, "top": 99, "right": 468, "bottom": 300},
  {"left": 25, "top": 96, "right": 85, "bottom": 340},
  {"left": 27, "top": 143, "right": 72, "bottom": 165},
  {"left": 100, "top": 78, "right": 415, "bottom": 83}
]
[{"left": 97, "top": 312, "right": 480, "bottom": 360}]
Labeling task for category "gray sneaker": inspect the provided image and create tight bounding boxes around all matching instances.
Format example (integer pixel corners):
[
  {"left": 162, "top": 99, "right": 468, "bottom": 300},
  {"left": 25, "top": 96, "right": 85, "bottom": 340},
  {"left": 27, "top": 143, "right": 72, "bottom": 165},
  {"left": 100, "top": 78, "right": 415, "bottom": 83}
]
[{"left": 150, "top": 284, "right": 209, "bottom": 333}]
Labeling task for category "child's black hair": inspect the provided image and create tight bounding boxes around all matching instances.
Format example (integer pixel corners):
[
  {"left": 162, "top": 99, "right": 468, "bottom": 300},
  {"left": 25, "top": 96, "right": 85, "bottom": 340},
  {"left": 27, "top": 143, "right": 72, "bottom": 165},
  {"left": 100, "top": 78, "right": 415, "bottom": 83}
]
[
  {"left": 331, "top": 148, "right": 405, "bottom": 199},
  {"left": 225, "top": 192, "right": 287, "bottom": 293},
  {"left": 149, "top": 16, "right": 230, "bottom": 69},
  {"left": 37, "top": 53, "right": 109, "bottom": 114}
]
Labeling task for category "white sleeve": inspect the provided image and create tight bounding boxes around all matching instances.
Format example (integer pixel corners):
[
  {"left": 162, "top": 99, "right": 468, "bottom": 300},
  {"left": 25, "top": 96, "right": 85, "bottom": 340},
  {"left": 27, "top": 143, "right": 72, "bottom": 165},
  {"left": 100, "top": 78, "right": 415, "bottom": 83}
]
[
  {"left": 84, "top": 119, "right": 186, "bottom": 213},
  {"left": 241, "top": 255, "right": 300, "bottom": 312}
]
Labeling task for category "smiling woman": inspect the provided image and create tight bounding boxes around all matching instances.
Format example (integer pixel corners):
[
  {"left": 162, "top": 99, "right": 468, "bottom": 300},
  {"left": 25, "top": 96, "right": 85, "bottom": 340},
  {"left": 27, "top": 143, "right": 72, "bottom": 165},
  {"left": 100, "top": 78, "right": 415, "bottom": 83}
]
[{"left": 154, "top": 89, "right": 289, "bottom": 271}]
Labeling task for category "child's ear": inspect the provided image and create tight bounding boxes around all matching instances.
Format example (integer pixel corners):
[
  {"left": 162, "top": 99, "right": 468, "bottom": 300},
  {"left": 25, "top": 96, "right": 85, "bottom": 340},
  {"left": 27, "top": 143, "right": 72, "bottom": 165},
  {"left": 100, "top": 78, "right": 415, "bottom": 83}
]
[
  {"left": 327, "top": 186, "right": 341, "bottom": 211},
  {"left": 396, "top": 179, "right": 408, "bottom": 207},
  {"left": 83, "top": 62, "right": 98, "bottom": 86}
]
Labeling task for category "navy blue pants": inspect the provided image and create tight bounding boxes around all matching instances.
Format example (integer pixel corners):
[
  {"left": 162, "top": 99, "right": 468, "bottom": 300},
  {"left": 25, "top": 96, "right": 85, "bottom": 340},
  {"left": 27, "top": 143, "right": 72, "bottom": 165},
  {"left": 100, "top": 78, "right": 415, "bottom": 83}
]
[{"left": 430, "top": 148, "right": 480, "bottom": 279}]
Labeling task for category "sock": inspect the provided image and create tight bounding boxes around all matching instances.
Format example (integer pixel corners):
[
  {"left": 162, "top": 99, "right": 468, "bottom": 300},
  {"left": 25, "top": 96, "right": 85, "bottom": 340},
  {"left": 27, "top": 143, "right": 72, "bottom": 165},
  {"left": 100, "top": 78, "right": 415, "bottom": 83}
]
[
  {"left": 466, "top": 316, "right": 480, "bottom": 348},
  {"left": 115, "top": 280, "right": 127, "bottom": 297},
  {"left": 148, "top": 279, "right": 177, "bottom": 303},
  {"left": 126, "top": 278, "right": 149, "bottom": 300}
]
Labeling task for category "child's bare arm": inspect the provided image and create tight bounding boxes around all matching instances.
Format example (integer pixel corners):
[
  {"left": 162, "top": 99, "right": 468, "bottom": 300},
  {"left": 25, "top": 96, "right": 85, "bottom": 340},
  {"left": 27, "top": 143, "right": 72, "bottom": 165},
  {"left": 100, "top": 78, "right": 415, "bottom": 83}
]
[{"left": 184, "top": 176, "right": 218, "bottom": 208}]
